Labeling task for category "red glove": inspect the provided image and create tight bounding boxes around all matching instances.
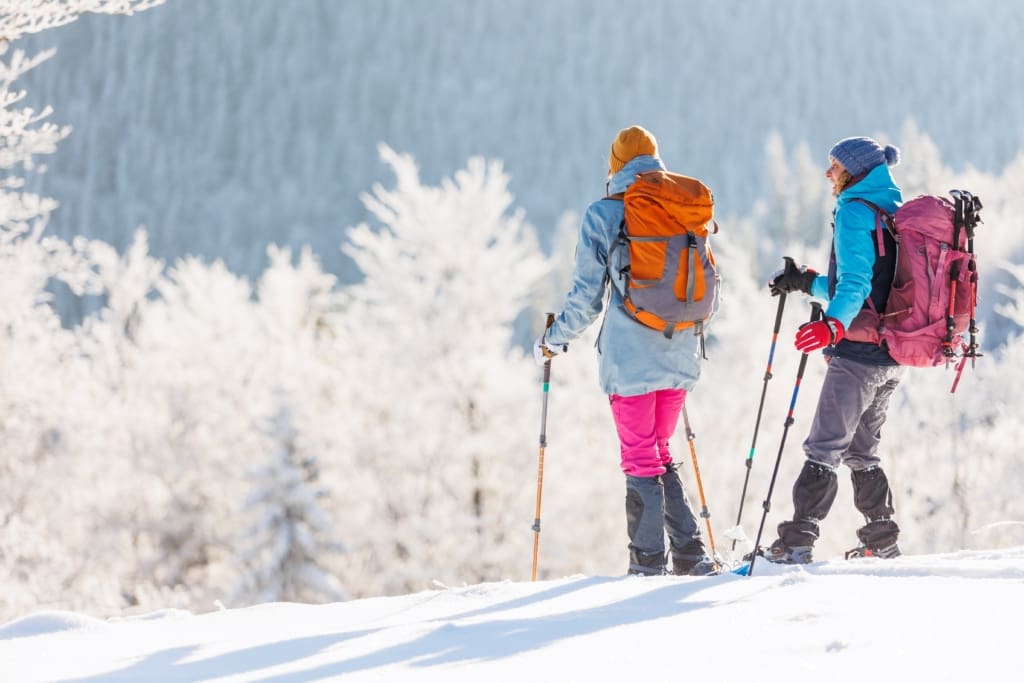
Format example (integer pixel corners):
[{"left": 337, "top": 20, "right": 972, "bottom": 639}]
[{"left": 794, "top": 317, "right": 845, "bottom": 353}]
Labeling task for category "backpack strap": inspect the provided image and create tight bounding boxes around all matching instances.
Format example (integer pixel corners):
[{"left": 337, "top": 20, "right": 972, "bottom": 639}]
[
  {"left": 602, "top": 194, "right": 631, "bottom": 290},
  {"left": 684, "top": 233, "right": 699, "bottom": 302},
  {"left": 848, "top": 198, "right": 892, "bottom": 258}
]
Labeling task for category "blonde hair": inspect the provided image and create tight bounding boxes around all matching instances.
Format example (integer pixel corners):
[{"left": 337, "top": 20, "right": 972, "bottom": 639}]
[{"left": 831, "top": 167, "right": 852, "bottom": 197}]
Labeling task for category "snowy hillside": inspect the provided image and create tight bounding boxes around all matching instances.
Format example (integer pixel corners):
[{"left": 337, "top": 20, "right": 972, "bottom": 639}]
[{"left": 3, "top": 547, "right": 1021, "bottom": 682}]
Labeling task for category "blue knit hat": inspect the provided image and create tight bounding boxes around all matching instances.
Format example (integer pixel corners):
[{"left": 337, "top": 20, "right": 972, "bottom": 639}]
[{"left": 829, "top": 137, "right": 901, "bottom": 176}]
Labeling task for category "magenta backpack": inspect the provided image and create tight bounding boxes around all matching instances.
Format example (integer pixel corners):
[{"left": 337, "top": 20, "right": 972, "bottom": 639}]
[{"left": 851, "top": 191, "right": 982, "bottom": 388}]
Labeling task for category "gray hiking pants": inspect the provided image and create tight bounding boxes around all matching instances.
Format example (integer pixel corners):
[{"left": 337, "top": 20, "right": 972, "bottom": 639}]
[
  {"left": 803, "top": 357, "right": 905, "bottom": 471},
  {"left": 776, "top": 357, "right": 905, "bottom": 549}
]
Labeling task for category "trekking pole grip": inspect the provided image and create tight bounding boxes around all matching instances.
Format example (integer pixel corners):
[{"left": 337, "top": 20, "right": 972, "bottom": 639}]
[
  {"left": 543, "top": 312, "right": 556, "bottom": 342},
  {"left": 809, "top": 301, "right": 823, "bottom": 322},
  {"left": 540, "top": 313, "right": 557, "bottom": 440}
]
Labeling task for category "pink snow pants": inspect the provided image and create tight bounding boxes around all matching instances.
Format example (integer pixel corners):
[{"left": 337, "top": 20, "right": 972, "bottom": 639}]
[{"left": 609, "top": 389, "right": 687, "bottom": 477}]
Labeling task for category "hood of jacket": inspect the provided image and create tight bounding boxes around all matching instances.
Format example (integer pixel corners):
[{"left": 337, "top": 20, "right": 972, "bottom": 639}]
[
  {"left": 836, "top": 162, "right": 902, "bottom": 213},
  {"left": 608, "top": 155, "right": 666, "bottom": 195}
]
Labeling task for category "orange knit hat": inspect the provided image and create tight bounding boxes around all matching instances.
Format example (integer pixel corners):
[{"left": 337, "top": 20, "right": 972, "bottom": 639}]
[{"left": 609, "top": 125, "right": 658, "bottom": 175}]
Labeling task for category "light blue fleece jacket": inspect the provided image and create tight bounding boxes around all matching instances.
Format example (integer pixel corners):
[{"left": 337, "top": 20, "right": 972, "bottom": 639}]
[
  {"left": 545, "top": 155, "right": 708, "bottom": 397},
  {"left": 809, "top": 162, "right": 903, "bottom": 327}
]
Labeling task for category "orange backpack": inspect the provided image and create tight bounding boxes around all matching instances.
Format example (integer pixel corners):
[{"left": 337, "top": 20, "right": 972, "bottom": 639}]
[{"left": 608, "top": 170, "right": 719, "bottom": 350}]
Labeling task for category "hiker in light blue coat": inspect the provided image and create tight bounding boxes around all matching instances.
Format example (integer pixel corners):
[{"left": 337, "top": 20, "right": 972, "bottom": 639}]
[
  {"left": 765, "top": 136, "right": 906, "bottom": 564},
  {"left": 533, "top": 125, "right": 716, "bottom": 576}
]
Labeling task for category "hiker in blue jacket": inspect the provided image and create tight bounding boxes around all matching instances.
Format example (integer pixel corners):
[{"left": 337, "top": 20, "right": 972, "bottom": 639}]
[
  {"left": 764, "top": 136, "right": 905, "bottom": 563},
  {"left": 533, "top": 125, "right": 716, "bottom": 576}
]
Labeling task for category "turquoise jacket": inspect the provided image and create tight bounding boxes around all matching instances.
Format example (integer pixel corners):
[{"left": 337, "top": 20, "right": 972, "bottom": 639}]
[
  {"left": 809, "top": 162, "right": 903, "bottom": 327},
  {"left": 545, "top": 155, "right": 708, "bottom": 396}
]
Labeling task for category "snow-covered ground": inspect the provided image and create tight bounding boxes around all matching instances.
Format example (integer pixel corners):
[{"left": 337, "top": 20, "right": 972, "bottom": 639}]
[{"left": 3, "top": 546, "right": 1020, "bottom": 682}]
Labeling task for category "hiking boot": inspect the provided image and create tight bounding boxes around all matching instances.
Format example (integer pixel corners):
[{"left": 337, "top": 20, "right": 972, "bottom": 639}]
[
  {"left": 855, "top": 518, "right": 900, "bottom": 553},
  {"left": 845, "top": 541, "right": 901, "bottom": 560},
  {"left": 762, "top": 540, "right": 814, "bottom": 564},
  {"left": 671, "top": 553, "right": 718, "bottom": 576},
  {"left": 686, "top": 557, "right": 720, "bottom": 576},
  {"left": 669, "top": 539, "right": 710, "bottom": 576},
  {"left": 628, "top": 548, "right": 667, "bottom": 576}
]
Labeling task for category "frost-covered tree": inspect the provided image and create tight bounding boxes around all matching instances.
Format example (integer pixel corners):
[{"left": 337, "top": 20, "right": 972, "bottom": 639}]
[
  {"left": 110, "top": 245, "right": 351, "bottom": 607},
  {"left": 229, "top": 403, "right": 347, "bottom": 606},
  {"left": 337, "top": 145, "right": 548, "bottom": 593},
  {"left": 1, "top": 0, "right": 163, "bottom": 231},
  {"left": 751, "top": 132, "right": 834, "bottom": 273},
  {"left": 0, "top": 0, "right": 166, "bottom": 620},
  {"left": 0, "top": 44, "right": 62, "bottom": 233}
]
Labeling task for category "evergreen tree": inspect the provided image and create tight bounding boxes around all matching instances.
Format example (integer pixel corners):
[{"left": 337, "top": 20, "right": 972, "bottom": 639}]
[
  {"left": 0, "top": 0, "right": 166, "bottom": 620},
  {"left": 229, "top": 403, "right": 347, "bottom": 606}
]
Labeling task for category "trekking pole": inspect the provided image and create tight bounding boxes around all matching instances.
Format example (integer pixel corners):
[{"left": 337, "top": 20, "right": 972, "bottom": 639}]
[
  {"left": 731, "top": 290, "right": 787, "bottom": 551},
  {"left": 531, "top": 312, "right": 556, "bottom": 581},
  {"left": 949, "top": 191, "right": 984, "bottom": 393},
  {"left": 964, "top": 192, "right": 984, "bottom": 367},
  {"left": 680, "top": 404, "right": 719, "bottom": 567},
  {"left": 745, "top": 301, "right": 823, "bottom": 577}
]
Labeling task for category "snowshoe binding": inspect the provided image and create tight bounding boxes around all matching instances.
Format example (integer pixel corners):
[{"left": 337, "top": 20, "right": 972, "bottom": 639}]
[
  {"left": 845, "top": 542, "right": 901, "bottom": 560},
  {"left": 759, "top": 540, "right": 814, "bottom": 565}
]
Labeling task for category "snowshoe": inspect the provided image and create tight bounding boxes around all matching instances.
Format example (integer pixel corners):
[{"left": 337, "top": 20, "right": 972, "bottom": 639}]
[
  {"left": 760, "top": 540, "right": 814, "bottom": 564},
  {"left": 844, "top": 542, "right": 901, "bottom": 560}
]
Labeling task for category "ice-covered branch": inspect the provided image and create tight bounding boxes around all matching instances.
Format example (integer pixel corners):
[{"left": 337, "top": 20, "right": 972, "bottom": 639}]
[
  {"left": 0, "top": 0, "right": 164, "bottom": 42},
  {"left": 1, "top": 1, "right": 163, "bottom": 231}
]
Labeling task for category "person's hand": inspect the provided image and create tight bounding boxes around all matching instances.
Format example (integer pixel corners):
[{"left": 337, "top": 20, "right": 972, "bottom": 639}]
[
  {"left": 769, "top": 256, "right": 818, "bottom": 296},
  {"left": 533, "top": 334, "right": 567, "bottom": 365},
  {"left": 794, "top": 317, "right": 845, "bottom": 353}
]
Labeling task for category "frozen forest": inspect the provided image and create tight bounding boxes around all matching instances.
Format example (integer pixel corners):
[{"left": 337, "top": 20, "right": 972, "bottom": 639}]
[{"left": 3, "top": 0, "right": 1024, "bottom": 623}]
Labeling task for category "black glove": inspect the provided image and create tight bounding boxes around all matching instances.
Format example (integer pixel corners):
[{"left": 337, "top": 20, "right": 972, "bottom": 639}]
[{"left": 768, "top": 256, "right": 818, "bottom": 296}]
